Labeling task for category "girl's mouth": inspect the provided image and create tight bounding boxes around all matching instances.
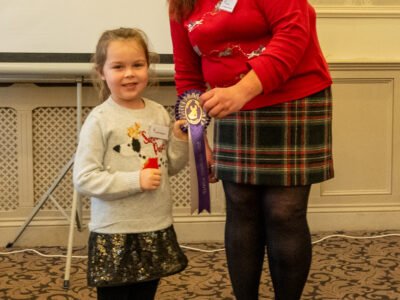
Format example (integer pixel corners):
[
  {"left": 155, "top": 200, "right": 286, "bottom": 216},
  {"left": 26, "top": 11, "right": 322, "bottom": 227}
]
[{"left": 123, "top": 82, "right": 137, "bottom": 86}]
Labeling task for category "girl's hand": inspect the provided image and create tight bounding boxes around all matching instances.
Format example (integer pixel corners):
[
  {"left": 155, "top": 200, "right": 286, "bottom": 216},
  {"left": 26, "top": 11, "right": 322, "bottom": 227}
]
[
  {"left": 173, "top": 119, "right": 188, "bottom": 141},
  {"left": 140, "top": 168, "right": 162, "bottom": 190}
]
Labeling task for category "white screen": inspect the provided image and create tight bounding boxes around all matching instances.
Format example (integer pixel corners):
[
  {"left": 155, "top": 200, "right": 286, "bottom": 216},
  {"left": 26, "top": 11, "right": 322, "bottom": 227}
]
[{"left": 0, "top": 0, "right": 172, "bottom": 54}]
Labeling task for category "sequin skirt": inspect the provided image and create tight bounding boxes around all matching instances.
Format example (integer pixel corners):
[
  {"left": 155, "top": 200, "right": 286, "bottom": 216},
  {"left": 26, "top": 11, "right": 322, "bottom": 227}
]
[
  {"left": 214, "top": 88, "right": 334, "bottom": 186},
  {"left": 87, "top": 225, "right": 188, "bottom": 287}
]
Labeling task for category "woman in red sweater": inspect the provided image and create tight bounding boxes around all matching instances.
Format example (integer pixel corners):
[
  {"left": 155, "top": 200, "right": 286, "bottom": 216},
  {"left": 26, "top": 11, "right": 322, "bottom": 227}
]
[{"left": 169, "top": 0, "right": 334, "bottom": 299}]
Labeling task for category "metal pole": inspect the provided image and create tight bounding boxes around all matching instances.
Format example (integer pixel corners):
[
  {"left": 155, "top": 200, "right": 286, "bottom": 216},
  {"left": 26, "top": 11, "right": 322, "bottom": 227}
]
[{"left": 63, "top": 77, "right": 83, "bottom": 289}]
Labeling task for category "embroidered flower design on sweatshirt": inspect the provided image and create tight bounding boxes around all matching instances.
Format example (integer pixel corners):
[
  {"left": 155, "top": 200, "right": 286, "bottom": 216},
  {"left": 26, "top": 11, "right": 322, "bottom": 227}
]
[
  {"left": 208, "top": 44, "right": 266, "bottom": 59},
  {"left": 187, "top": 1, "right": 223, "bottom": 32}
]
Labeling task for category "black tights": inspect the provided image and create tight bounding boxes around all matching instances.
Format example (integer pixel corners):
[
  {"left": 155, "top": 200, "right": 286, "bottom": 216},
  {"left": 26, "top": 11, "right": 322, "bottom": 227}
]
[
  {"left": 223, "top": 181, "right": 312, "bottom": 300},
  {"left": 96, "top": 279, "right": 160, "bottom": 300}
]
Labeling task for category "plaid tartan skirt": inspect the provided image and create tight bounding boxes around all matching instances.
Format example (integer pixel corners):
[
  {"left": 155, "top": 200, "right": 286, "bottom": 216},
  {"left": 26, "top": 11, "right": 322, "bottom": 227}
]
[{"left": 213, "top": 88, "right": 334, "bottom": 186}]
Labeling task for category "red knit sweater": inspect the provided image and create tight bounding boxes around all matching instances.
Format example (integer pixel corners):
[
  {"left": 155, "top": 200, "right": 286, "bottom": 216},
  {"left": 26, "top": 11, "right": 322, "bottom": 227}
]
[{"left": 170, "top": 0, "right": 332, "bottom": 109}]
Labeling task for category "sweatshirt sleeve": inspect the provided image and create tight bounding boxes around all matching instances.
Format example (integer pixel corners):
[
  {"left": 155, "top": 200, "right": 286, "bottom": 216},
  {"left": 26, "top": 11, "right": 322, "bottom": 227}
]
[
  {"left": 247, "top": 0, "right": 311, "bottom": 94},
  {"left": 170, "top": 19, "right": 207, "bottom": 95},
  {"left": 73, "top": 114, "right": 142, "bottom": 200},
  {"left": 167, "top": 130, "right": 189, "bottom": 176}
]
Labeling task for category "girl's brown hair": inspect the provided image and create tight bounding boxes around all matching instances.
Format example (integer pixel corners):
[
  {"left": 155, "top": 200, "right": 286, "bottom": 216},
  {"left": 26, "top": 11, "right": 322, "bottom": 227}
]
[
  {"left": 91, "top": 27, "right": 159, "bottom": 101},
  {"left": 168, "top": 0, "right": 196, "bottom": 22}
]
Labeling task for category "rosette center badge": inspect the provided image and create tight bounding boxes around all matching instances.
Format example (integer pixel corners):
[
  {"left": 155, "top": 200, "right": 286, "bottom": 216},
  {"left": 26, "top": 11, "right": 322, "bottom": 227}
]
[
  {"left": 185, "top": 99, "right": 202, "bottom": 125},
  {"left": 175, "top": 90, "right": 210, "bottom": 132}
]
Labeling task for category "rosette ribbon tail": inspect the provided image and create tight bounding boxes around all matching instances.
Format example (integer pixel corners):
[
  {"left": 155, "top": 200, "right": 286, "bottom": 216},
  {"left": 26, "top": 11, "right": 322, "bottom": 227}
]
[{"left": 188, "top": 124, "right": 210, "bottom": 214}]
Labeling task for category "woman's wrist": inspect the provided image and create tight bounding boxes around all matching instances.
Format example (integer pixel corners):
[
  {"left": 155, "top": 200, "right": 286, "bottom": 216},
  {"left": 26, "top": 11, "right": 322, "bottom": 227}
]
[{"left": 235, "top": 70, "right": 263, "bottom": 103}]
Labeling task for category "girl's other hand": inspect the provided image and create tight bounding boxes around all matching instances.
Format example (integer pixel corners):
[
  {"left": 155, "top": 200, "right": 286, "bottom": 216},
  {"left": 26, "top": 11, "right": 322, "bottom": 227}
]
[{"left": 173, "top": 119, "right": 188, "bottom": 141}]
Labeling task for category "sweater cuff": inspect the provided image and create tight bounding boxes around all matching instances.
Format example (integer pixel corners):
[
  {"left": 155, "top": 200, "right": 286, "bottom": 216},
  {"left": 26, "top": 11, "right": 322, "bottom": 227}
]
[
  {"left": 248, "top": 59, "right": 278, "bottom": 95},
  {"left": 128, "top": 171, "right": 142, "bottom": 193},
  {"left": 170, "top": 133, "right": 189, "bottom": 148}
]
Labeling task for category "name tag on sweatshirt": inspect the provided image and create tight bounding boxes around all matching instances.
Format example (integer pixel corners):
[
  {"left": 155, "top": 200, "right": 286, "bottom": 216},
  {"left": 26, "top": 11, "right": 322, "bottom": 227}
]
[
  {"left": 149, "top": 124, "right": 169, "bottom": 140},
  {"left": 219, "top": 0, "right": 237, "bottom": 13}
]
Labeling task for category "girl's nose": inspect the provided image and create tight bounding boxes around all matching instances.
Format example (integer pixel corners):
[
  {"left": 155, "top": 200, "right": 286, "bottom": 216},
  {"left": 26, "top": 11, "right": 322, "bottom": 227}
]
[{"left": 125, "top": 68, "right": 134, "bottom": 77}]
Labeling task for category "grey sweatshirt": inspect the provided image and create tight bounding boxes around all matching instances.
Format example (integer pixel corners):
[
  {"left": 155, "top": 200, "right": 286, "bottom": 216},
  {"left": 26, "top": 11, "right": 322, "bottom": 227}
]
[{"left": 73, "top": 97, "right": 188, "bottom": 234}]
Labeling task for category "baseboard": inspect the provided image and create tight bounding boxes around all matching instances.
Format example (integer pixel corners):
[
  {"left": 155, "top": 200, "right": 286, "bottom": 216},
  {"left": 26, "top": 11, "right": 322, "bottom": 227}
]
[{"left": 1, "top": 209, "right": 399, "bottom": 248}]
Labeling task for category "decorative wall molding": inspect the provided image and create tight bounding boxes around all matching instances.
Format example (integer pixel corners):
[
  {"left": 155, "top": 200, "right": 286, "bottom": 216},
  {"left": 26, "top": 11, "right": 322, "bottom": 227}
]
[
  {"left": 316, "top": 6, "right": 400, "bottom": 18},
  {"left": 312, "top": 0, "right": 400, "bottom": 4},
  {"left": 309, "top": 203, "right": 400, "bottom": 213},
  {"left": 311, "top": 0, "right": 400, "bottom": 17},
  {"left": 330, "top": 62, "right": 400, "bottom": 70},
  {"left": 321, "top": 189, "right": 393, "bottom": 196}
]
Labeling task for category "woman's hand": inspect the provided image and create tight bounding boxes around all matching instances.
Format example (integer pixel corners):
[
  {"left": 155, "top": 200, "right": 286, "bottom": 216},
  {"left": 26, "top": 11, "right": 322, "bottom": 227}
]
[
  {"left": 200, "top": 70, "right": 263, "bottom": 118},
  {"left": 205, "top": 136, "right": 218, "bottom": 183},
  {"left": 200, "top": 86, "right": 247, "bottom": 119}
]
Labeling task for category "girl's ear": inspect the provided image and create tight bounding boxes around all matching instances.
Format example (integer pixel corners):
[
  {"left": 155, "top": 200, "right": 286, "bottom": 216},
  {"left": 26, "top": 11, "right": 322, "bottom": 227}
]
[{"left": 96, "top": 66, "right": 105, "bottom": 80}]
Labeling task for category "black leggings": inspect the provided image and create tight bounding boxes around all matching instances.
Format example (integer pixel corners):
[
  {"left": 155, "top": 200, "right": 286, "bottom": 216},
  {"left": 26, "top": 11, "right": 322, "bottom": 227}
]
[
  {"left": 223, "top": 181, "right": 312, "bottom": 300},
  {"left": 96, "top": 279, "right": 160, "bottom": 300}
]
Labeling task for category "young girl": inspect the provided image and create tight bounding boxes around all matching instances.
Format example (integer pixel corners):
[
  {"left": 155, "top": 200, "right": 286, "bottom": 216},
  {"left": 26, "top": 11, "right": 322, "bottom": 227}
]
[{"left": 73, "top": 27, "right": 188, "bottom": 300}]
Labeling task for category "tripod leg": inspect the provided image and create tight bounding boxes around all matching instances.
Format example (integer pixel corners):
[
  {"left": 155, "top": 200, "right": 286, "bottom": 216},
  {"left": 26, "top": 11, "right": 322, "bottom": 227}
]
[
  {"left": 75, "top": 193, "right": 83, "bottom": 232},
  {"left": 64, "top": 77, "right": 85, "bottom": 288},
  {"left": 63, "top": 189, "right": 79, "bottom": 289},
  {"left": 6, "top": 157, "right": 74, "bottom": 248}
]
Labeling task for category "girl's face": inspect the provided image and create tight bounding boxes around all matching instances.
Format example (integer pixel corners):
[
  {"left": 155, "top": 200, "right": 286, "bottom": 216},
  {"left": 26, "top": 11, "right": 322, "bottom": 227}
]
[{"left": 101, "top": 39, "right": 149, "bottom": 108}]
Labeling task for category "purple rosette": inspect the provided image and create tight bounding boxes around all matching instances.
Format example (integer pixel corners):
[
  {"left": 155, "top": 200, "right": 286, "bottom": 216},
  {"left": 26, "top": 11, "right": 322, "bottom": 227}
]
[
  {"left": 175, "top": 90, "right": 211, "bottom": 132},
  {"left": 175, "top": 90, "right": 211, "bottom": 214}
]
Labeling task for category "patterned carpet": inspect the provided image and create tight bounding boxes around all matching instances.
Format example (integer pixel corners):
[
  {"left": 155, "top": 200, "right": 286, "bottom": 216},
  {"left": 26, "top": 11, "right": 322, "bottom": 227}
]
[{"left": 1, "top": 231, "right": 399, "bottom": 300}]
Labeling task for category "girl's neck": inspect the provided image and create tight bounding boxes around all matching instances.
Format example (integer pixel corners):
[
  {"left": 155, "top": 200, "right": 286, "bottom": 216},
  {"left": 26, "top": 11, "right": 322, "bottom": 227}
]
[{"left": 111, "top": 97, "right": 145, "bottom": 110}]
